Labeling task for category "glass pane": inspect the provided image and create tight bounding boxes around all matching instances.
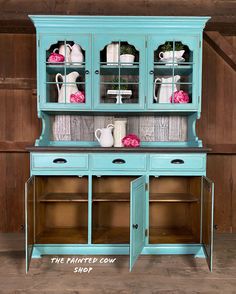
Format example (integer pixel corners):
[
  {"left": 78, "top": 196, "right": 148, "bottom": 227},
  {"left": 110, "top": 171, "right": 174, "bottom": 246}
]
[
  {"left": 99, "top": 41, "right": 140, "bottom": 104},
  {"left": 153, "top": 41, "right": 193, "bottom": 104},
  {"left": 46, "top": 40, "right": 86, "bottom": 104}
]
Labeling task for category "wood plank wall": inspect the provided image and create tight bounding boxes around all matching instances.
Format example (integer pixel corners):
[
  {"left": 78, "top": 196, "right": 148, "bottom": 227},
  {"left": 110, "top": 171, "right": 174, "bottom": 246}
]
[{"left": 0, "top": 33, "right": 235, "bottom": 233}]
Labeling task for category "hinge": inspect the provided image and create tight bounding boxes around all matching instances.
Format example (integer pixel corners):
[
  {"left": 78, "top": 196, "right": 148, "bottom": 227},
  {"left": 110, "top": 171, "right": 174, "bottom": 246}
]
[
  {"left": 198, "top": 96, "right": 200, "bottom": 104},
  {"left": 38, "top": 39, "right": 40, "bottom": 47},
  {"left": 145, "top": 183, "right": 149, "bottom": 191},
  {"left": 145, "top": 96, "right": 147, "bottom": 104},
  {"left": 145, "top": 229, "right": 148, "bottom": 237},
  {"left": 199, "top": 40, "right": 201, "bottom": 48},
  {"left": 145, "top": 40, "right": 147, "bottom": 48}
]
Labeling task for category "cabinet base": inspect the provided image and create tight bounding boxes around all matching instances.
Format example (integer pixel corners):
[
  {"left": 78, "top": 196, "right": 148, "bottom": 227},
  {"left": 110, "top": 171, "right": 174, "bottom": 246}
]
[{"left": 32, "top": 244, "right": 205, "bottom": 258}]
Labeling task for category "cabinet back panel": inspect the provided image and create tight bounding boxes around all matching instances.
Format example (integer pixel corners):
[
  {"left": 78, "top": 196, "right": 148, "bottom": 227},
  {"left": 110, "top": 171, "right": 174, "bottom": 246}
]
[
  {"left": 51, "top": 115, "right": 188, "bottom": 142},
  {"left": 36, "top": 176, "right": 88, "bottom": 196},
  {"left": 150, "top": 176, "right": 200, "bottom": 195},
  {"left": 44, "top": 203, "right": 88, "bottom": 228},
  {"left": 93, "top": 176, "right": 136, "bottom": 194},
  {"left": 93, "top": 202, "right": 129, "bottom": 228}
]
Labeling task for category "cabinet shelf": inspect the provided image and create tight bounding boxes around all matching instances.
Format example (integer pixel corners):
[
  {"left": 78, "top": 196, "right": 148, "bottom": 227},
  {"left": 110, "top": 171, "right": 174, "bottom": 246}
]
[
  {"left": 149, "top": 227, "right": 198, "bottom": 244},
  {"left": 154, "top": 65, "right": 192, "bottom": 75},
  {"left": 36, "top": 228, "right": 88, "bottom": 244},
  {"left": 100, "top": 66, "right": 139, "bottom": 75},
  {"left": 92, "top": 227, "right": 129, "bottom": 244},
  {"left": 46, "top": 64, "right": 85, "bottom": 74},
  {"left": 149, "top": 193, "right": 199, "bottom": 203},
  {"left": 40, "top": 193, "right": 88, "bottom": 202},
  {"left": 93, "top": 193, "right": 130, "bottom": 202}
]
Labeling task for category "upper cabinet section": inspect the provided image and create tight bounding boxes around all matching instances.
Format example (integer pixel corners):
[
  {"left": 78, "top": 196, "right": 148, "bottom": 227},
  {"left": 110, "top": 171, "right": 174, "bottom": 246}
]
[
  {"left": 93, "top": 35, "right": 145, "bottom": 110},
  {"left": 147, "top": 36, "right": 199, "bottom": 111},
  {"left": 40, "top": 35, "right": 92, "bottom": 110},
  {"left": 30, "top": 16, "right": 210, "bottom": 113}
]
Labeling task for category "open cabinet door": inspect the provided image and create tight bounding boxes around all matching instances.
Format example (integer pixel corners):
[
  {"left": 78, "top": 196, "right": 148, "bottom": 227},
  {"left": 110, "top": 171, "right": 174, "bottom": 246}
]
[
  {"left": 130, "top": 175, "right": 146, "bottom": 271},
  {"left": 25, "top": 176, "right": 35, "bottom": 273},
  {"left": 202, "top": 176, "right": 214, "bottom": 271}
]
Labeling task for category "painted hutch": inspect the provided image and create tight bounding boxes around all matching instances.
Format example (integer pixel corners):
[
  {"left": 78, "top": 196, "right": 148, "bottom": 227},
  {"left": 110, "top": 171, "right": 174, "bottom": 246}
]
[{"left": 26, "top": 15, "right": 214, "bottom": 272}]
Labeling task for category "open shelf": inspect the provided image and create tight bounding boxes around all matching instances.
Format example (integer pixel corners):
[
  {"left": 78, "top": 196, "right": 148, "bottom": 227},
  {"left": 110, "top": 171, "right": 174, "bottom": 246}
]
[
  {"left": 149, "top": 227, "right": 198, "bottom": 244},
  {"left": 92, "top": 227, "right": 129, "bottom": 244},
  {"left": 36, "top": 228, "right": 88, "bottom": 244},
  {"left": 40, "top": 193, "right": 88, "bottom": 202},
  {"left": 93, "top": 193, "right": 130, "bottom": 202},
  {"left": 149, "top": 193, "right": 199, "bottom": 202}
]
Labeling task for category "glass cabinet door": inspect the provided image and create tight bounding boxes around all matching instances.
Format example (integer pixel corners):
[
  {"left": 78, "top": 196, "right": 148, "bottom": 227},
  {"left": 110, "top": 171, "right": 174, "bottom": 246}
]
[
  {"left": 93, "top": 35, "right": 145, "bottom": 110},
  {"left": 147, "top": 36, "right": 199, "bottom": 110},
  {"left": 39, "top": 35, "right": 91, "bottom": 110}
]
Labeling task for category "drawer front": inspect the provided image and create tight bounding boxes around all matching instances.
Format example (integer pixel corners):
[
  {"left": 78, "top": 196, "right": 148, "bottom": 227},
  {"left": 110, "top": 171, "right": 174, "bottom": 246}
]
[
  {"left": 91, "top": 154, "right": 146, "bottom": 171},
  {"left": 149, "top": 154, "right": 206, "bottom": 172},
  {"left": 31, "top": 153, "right": 88, "bottom": 170}
]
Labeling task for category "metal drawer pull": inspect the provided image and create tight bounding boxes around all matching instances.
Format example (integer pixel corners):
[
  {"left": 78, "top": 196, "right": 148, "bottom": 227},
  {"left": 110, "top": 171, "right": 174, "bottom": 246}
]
[
  {"left": 53, "top": 158, "right": 67, "bottom": 164},
  {"left": 112, "top": 158, "right": 126, "bottom": 164},
  {"left": 171, "top": 159, "right": 184, "bottom": 164},
  {"left": 133, "top": 224, "right": 138, "bottom": 229}
]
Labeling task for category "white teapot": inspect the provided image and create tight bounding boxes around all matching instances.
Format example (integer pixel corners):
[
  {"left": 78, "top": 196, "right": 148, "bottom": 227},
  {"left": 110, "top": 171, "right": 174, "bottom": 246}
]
[{"left": 95, "top": 124, "right": 114, "bottom": 147}]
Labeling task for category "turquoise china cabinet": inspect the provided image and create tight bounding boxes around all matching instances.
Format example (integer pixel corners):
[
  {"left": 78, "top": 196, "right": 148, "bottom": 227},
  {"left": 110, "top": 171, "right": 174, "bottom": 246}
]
[{"left": 26, "top": 16, "right": 214, "bottom": 273}]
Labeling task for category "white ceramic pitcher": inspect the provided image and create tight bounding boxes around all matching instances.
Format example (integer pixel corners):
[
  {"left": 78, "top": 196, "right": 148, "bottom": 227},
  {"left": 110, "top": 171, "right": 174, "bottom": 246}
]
[
  {"left": 55, "top": 71, "right": 79, "bottom": 103},
  {"left": 154, "top": 75, "right": 180, "bottom": 103},
  {"left": 113, "top": 120, "right": 127, "bottom": 147},
  {"left": 95, "top": 124, "right": 114, "bottom": 147},
  {"left": 70, "top": 44, "right": 84, "bottom": 64},
  {"left": 53, "top": 44, "right": 72, "bottom": 62}
]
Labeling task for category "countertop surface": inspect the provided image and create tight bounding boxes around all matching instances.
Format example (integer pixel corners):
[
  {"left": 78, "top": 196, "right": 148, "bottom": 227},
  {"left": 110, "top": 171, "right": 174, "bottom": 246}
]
[{"left": 26, "top": 146, "right": 211, "bottom": 153}]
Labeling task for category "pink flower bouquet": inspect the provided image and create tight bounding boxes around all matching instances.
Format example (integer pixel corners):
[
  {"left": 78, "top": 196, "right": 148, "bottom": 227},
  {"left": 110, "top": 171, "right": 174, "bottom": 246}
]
[
  {"left": 170, "top": 90, "right": 190, "bottom": 103},
  {"left": 122, "top": 134, "right": 140, "bottom": 148},
  {"left": 48, "top": 52, "right": 65, "bottom": 63},
  {"left": 70, "top": 91, "right": 85, "bottom": 103}
]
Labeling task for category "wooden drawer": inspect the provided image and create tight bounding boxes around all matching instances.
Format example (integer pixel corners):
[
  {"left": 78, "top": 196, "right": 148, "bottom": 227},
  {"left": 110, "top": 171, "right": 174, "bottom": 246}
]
[
  {"left": 149, "top": 154, "right": 206, "bottom": 174},
  {"left": 31, "top": 153, "right": 88, "bottom": 170},
  {"left": 91, "top": 154, "right": 146, "bottom": 171}
]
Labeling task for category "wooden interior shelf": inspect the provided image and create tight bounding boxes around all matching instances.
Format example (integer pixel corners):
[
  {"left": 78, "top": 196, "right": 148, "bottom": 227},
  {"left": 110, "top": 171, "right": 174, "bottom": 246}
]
[
  {"left": 149, "top": 227, "right": 197, "bottom": 244},
  {"left": 92, "top": 227, "right": 130, "bottom": 244},
  {"left": 93, "top": 193, "right": 130, "bottom": 202},
  {"left": 40, "top": 193, "right": 88, "bottom": 202},
  {"left": 149, "top": 193, "right": 199, "bottom": 202},
  {"left": 36, "top": 228, "right": 88, "bottom": 244}
]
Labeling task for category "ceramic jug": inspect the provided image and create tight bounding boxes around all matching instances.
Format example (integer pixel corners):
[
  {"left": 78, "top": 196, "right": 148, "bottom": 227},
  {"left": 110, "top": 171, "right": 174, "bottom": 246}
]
[
  {"left": 154, "top": 75, "right": 180, "bottom": 103},
  {"left": 113, "top": 120, "right": 127, "bottom": 147},
  {"left": 55, "top": 71, "right": 79, "bottom": 103},
  {"left": 53, "top": 44, "right": 72, "bottom": 62},
  {"left": 70, "top": 44, "right": 84, "bottom": 64},
  {"left": 95, "top": 124, "right": 114, "bottom": 147}
]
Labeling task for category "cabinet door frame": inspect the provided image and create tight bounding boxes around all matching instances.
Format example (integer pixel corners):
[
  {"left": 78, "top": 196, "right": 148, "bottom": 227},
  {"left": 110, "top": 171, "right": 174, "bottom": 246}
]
[
  {"left": 130, "top": 175, "right": 146, "bottom": 271},
  {"left": 25, "top": 176, "right": 35, "bottom": 273},
  {"left": 93, "top": 34, "right": 146, "bottom": 111},
  {"left": 39, "top": 34, "right": 92, "bottom": 110},
  {"left": 201, "top": 176, "right": 214, "bottom": 272},
  {"left": 147, "top": 34, "right": 200, "bottom": 111}
]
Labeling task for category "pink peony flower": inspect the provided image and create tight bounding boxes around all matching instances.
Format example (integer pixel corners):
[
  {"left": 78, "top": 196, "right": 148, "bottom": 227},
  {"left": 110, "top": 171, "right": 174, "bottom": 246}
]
[
  {"left": 122, "top": 134, "right": 140, "bottom": 148},
  {"left": 70, "top": 91, "right": 85, "bottom": 103},
  {"left": 170, "top": 90, "right": 190, "bottom": 103},
  {"left": 48, "top": 52, "right": 65, "bottom": 63}
]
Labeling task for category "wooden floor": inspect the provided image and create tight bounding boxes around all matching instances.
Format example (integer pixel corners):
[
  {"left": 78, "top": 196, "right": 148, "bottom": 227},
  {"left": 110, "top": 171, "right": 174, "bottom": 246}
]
[{"left": 0, "top": 234, "right": 236, "bottom": 293}]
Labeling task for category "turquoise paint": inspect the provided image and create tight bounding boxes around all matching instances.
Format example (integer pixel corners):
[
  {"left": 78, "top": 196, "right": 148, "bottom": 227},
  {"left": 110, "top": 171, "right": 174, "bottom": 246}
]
[
  {"left": 26, "top": 16, "right": 213, "bottom": 272},
  {"left": 130, "top": 176, "right": 146, "bottom": 271}
]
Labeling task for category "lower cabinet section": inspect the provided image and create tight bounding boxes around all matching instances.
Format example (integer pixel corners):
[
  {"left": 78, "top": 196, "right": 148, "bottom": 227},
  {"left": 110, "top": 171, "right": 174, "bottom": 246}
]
[{"left": 26, "top": 172, "right": 214, "bottom": 272}]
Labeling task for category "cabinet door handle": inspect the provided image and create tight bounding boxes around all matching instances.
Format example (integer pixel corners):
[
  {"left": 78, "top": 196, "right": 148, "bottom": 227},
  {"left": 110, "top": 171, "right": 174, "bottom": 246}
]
[
  {"left": 149, "top": 70, "right": 154, "bottom": 75},
  {"left": 112, "top": 158, "right": 126, "bottom": 164},
  {"left": 53, "top": 158, "right": 67, "bottom": 164},
  {"left": 85, "top": 70, "right": 90, "bottom": 74},
  {"left": 171, "top": 159, "right": 184, "bottom": 164},
  {"left": 95, "top": 70, "right": 100, "bottom": 74},
  {"left": 133, "top": 224, "right": 138, "bottom": 229}
]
